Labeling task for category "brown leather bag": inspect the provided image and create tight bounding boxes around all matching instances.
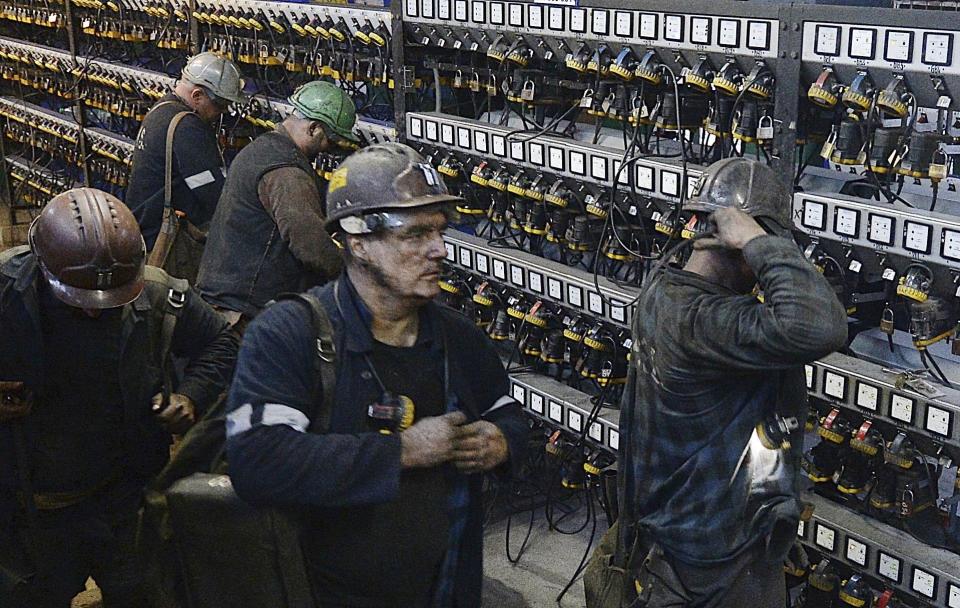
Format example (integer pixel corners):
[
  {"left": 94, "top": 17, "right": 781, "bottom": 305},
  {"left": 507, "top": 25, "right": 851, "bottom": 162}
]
[{"left": 147, "top": 109, "right": 207, "bottom": 284}]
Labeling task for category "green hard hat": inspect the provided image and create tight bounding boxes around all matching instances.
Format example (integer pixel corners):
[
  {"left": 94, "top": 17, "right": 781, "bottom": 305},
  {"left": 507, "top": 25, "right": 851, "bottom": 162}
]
[{"left": 288, "top": 81, "right": 359, "bottom": 146}]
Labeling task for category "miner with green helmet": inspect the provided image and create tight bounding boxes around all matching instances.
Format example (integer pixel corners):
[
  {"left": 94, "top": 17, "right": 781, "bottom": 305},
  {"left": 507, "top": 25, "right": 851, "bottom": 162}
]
[
  {"left": 288, "top": 78, "right": 360, "bottom": 148},
  {"left": 197, "top": 81, "right": 357, "bottom": 330}
]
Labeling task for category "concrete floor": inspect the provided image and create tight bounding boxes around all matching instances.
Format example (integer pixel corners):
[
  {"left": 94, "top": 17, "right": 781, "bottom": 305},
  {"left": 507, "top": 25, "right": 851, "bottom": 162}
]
[
  {"left": 70, "top": 504, "right": 603, "bottom": 608},
  {"left": 481, "top": 507, "right": 604, "bottom": 608}
]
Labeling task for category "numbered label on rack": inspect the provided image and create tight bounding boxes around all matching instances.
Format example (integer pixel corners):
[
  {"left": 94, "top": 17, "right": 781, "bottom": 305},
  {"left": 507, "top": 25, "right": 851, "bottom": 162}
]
[
  {"left": 459, "top": 247, "right": 472, "bottom": 269},
  {"left": 548, "top": 400, "right": 563, "bottom": 423},
  {"left": 530, "top": 392, "right": 544, "bottom": 415},
  {"left": 878, "top": 552, "right": 902, "bottom": 583},
  {"left": 845, "top": 538, "right": 868, "bottom": 566},
  {"left": 911, "top": 567, "right": 936, "bottom": 599},
  {"left": 529, "top": 272, "right": 543, "bottom": 294},
  {"left": 949, "top": 583, "right": 960, "bottom": 608},
  {"left": 588, "top": 422, "right": 603, "bottom": 442},
  {"left": 815, "top": 523, "right": 836, "bottom": 552}
]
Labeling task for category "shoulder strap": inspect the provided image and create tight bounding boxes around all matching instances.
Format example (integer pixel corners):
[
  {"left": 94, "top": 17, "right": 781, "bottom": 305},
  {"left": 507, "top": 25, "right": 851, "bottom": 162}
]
[
  {"left": 0, "top": 246, "right": 31, "bottom": 288},
  {"left": 146, "top": 110, "right": 192, "bottom": 267},
  {"left": 0, "top": 245, "right": 30, "bottom": 268},
  {"left": 164, "top": 111, "right": 192, "bottom": 212},
  {"left": 275, "top": 293, "right": 337, "bottom": 433},
  {"left": 144, "top": 266, "right": 190, "bottom": 401}
]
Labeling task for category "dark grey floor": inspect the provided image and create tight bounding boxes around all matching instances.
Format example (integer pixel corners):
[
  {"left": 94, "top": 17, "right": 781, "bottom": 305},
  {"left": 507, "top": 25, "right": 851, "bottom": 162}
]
[
  {"left": 482, "top": 510, "right": 606, "bottom": 608},
  {"left": 72, "top": 504, "right": 604, "bottom": 608}
]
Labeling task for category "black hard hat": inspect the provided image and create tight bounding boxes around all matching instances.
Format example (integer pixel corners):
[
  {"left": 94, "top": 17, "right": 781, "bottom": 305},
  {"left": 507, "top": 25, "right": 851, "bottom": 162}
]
[
  {"left": 325, "top": 142, "right": 462, "bottom": 232},
  {"left": 685, "top": 157, "right": 793, "bottom": 236},
  {"left": 29, "top": 188, "right": 146, "bottom": 309}
]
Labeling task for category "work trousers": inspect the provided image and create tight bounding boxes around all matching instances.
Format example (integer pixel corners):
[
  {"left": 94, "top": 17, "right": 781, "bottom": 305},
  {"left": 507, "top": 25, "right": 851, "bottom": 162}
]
[
  {"left": 7, "top": 483, "right": 146, "bottom": 608},
  {"left": 633, "top": 543, "right": 785, "bottom": 608}
]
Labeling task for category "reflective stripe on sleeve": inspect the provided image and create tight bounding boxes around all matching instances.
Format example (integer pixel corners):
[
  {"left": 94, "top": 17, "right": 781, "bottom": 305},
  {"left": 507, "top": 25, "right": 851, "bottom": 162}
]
[
  {"left": 225, "top": 403, "right": 310, "bottom": 438},
  {"left": 261, "top": 403, "right": 310, "bottom": 432},
  {"left": 184, "top": 170, "right": 216, "bottom": 190},
  {"left": 225, "top": 403, "right": 253, "bottom": 438}
]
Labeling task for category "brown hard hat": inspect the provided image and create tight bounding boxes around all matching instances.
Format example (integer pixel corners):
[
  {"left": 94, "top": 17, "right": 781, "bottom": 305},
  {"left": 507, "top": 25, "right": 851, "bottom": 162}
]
[{"left": 28, "top": 188, "right": 146, "bottom": 309}]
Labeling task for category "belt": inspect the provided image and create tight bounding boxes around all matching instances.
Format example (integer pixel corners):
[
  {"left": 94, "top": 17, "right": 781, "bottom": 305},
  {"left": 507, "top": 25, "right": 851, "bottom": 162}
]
[{"left": 20, "top": 470, "right": 121, "bottom": 510}]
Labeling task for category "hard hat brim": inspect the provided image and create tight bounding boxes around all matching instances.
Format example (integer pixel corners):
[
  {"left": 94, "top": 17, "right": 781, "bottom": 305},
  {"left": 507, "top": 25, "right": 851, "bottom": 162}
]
[
  {"left": 179, "top": 76, "right": 247, "bottom": 105},
  {"left": 324, "top": 125, "right": 361, "bottom": 146},
  {"left": 221, "top": 89, "right": 247, "bottom": 104},
  {"left": 41, "top": 265, "right": 145, "bottom": 309},
  {"left": 682, "top": 199, "right": 721, "bottom": 214},
  {"left": 684, "top": 199, "right": 792, "bottom": 237},
  {"left": 326, "top": 193, "right": 463, "bottom": 232}
]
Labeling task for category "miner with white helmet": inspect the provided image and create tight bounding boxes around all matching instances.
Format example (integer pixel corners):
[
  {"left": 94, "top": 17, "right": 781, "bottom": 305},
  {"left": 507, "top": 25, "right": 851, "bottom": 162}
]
[{"left": 126, "top": 52, "right": 245, "bottom": 282}]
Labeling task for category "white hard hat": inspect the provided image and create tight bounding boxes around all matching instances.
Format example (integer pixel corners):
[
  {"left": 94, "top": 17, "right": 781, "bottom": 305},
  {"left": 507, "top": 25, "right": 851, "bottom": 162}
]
[{"left": 181, "top": 52, "right": 245, "bottom": 104}]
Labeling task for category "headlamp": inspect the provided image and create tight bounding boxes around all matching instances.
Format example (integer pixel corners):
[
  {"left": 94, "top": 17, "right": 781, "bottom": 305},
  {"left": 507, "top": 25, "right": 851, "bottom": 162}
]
[{"left": 338, "top": 207, "right": 459, "bottom": 235}]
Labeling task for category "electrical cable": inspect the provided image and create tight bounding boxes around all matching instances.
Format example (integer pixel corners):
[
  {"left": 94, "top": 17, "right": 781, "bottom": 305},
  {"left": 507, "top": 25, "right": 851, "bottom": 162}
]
[
  {"left": 432, "top": 65, "right": 442, "bottom": 112},
  {"left": 567, "top": 382, "right": 611, "bottom": 451},
  {"left": 923, "top": 349, "right": 954, "bottom": 388},
  {"left": 504, "top": 313, "right": 530, "bottom": 374},
  {"left": 727, "top": 72, "right": 760, "bottom": 160},
  {"left": 504, "top": 479, "right": 537, "bottom": 564},
  {"left": 589, "top": 74, "right": 688, "bottom": 309},
  {"left": 847, "top": 180, "right": 916, "bottom": 208},
  {"left": 545, "top": 465, "right": 591, "bottom": 534},
  {"left": 555, "top": 482, "right": 599, "bottom": 604},
  {"left": 858, "top": 90, "right": 912, "bottom": 208},
  {"left": 660, "top": 65, "right": 688, "bottom": 235},
  {"left": 504, "top": 102, "right": 580, "bottom": 144}
]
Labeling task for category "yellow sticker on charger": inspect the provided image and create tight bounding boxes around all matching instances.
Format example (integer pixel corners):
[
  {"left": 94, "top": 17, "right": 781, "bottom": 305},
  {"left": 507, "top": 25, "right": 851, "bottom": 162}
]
[{"left": 328, "top": 167, "right": 348, "bottom": 193}]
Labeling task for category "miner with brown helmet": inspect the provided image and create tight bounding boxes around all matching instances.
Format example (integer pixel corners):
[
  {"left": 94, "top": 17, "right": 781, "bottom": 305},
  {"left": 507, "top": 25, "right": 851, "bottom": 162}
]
[{"left": 0, "top": 188, "right": 238, "bottom": 607}]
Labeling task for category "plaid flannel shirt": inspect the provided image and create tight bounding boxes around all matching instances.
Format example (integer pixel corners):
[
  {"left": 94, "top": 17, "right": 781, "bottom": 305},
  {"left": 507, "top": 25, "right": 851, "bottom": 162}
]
[{"left": 619, "top": 235, "right": 848, "bottom": 567}]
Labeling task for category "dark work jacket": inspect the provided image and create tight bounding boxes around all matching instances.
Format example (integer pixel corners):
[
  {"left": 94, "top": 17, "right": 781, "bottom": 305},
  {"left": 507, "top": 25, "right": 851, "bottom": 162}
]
[
  {"left": 618, "top": 236, "right": 848, "bottom": 576},
  {"left": 197, "top": 129, "right": 320, "bottom": 318},
  {"left": 226, "top": 275, "right": 529, "bottom": 607},
  {"left": 0, "top": 248, "right": 239, "bottom": 522},
  {"left": 126, "top": 95, "right": 226, "bottom": 250}
]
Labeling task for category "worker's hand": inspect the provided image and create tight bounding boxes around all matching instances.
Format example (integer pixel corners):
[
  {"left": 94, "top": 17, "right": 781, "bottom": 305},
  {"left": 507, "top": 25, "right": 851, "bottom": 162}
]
[
  {"left": 0, "top": 381, "right": 33, "bottom": 423},
  {"left": 451, "top": 421, "right": 509, "bottom": 474},
  {"left": 151, "top": 392, "right": 196, "bottom": 435},
  {"left": 693, "top": 207, "right": 767, "bottom": 251},
  {"left": 400, "top": 411, "right": 468, "bottom": 469}
]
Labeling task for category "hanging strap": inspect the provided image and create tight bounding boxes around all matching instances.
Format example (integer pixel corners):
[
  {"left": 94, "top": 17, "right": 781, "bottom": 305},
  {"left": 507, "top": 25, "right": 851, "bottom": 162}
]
[
  {"left": 147, "top": 109, "right": 191, "bottom": 268},
  {"left": 159, "top": 286, "right": 187, "bottom": 404},
  {"left": 275, "top": 293, "right": 337, "bottom": 433},
  {"left": 164, "top": 112, "right": 191, "bottom": 214},
  {"left": 142, "top": 265, "right": 190, "bottom": 405}
]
